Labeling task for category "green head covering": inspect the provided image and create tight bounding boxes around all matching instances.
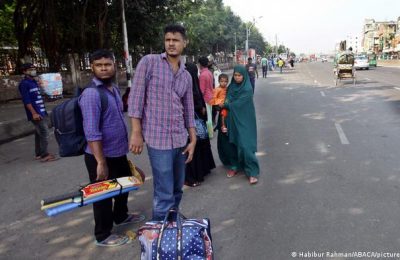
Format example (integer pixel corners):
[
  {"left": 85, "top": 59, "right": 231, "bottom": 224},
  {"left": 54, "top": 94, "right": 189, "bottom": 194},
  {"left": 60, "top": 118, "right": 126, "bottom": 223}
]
[
  {"left": 218, "top": 65, "right": 259, "bottom": 177},
  {"left": 227, "top": 65, "right": 253, "bottom": 102}
]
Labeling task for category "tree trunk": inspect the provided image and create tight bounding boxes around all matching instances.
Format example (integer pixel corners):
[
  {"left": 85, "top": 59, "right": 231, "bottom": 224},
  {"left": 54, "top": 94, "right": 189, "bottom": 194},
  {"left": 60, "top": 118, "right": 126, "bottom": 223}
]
[{"left": 69, "top": 53, "right": 82, "bottom": 92}]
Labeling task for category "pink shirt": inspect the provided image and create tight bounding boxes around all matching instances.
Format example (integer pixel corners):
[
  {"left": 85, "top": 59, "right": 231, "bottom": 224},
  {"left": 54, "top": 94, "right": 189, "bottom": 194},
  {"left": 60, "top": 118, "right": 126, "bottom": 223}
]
[{"left": 199, "top": 67, "right": 214, "bottom": 104}]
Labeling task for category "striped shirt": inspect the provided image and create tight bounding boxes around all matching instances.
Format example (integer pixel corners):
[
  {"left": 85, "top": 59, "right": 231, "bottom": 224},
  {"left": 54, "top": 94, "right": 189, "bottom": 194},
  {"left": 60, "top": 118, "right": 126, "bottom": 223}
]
[
  {"left": 79, "top": 78, "right": 129, "bottom": 157},
  {"left": 128, "top": 53, "right": 195, "bottom": 150},
  {"left": 18, "top": 77, "right": 47, "bottom": 121}
]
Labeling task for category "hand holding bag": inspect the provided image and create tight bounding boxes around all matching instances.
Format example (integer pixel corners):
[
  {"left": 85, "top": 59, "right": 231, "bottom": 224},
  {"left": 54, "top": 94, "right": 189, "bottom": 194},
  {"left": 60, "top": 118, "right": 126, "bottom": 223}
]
[{"left": 138, "top": 208, "right": 213, "bottom": 260}]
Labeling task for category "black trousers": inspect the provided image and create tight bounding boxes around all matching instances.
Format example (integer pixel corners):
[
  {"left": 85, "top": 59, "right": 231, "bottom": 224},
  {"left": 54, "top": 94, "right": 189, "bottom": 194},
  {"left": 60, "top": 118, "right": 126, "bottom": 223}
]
[{"left": 84, "top": 153, "right": 131, "bottom": 242}]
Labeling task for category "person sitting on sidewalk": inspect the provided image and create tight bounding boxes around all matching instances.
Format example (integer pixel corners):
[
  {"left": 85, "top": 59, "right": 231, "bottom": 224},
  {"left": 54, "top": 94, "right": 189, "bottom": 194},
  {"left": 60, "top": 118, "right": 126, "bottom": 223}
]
[{"left": 18, "top": 63, "right": 57, "bottom": 162}]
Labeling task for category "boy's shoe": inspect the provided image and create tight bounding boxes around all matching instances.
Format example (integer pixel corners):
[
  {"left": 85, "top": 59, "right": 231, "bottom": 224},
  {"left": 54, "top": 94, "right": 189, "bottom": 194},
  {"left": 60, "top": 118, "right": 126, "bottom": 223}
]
[
  {"left": 95, "top": 234, "right": 129, "bottom": 247},
  {"left": 116, "top": 213, "right": 145, "bottom": 226}
]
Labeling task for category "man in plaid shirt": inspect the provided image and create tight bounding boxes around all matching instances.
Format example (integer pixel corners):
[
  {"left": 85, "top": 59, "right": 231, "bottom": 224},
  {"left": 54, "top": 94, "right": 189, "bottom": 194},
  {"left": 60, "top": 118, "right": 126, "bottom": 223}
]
[{"left": 128, "top": 24, "right": 196, "bottom": 221}]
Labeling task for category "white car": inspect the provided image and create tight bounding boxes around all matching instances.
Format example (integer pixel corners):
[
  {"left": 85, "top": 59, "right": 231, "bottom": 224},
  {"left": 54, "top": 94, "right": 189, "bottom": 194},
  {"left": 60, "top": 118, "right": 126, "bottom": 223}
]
[
  {"left": 354, "top": 56, "right": 369, "bottom": 70},
  {"left": 321, "top": 57, "right": 328, "bottom": 62}
]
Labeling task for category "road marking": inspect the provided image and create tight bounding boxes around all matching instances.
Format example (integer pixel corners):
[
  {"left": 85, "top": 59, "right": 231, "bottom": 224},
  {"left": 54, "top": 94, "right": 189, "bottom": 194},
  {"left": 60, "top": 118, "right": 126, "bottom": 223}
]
[
  {"left": 320, "top": 91, "right": 326, "bottom": 97},
  {"left": 365, "top": 78, "right": 371, "bottom": 81},
  {"left": 395, "top": 87, "right": 400, "bottom": 91},
  {"left": 335, "top": 123, "right": 349, "bottom": 144}
]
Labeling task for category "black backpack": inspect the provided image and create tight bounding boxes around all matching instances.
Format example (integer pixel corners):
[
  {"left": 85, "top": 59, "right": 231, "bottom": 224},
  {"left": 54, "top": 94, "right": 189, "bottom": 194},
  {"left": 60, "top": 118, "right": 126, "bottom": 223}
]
[{"left": 51, "top": 82, "right": 108, "bottom": 157}]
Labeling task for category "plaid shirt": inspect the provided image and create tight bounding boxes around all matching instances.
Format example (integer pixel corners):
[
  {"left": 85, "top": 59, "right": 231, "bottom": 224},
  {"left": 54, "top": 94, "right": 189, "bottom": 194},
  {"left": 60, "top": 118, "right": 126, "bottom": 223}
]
[
  {"left": 79, "top": 78, "right": 129, "bottom": 157},
  {"left": 128, "top": 53, "right": 195, "bottom": 150}
]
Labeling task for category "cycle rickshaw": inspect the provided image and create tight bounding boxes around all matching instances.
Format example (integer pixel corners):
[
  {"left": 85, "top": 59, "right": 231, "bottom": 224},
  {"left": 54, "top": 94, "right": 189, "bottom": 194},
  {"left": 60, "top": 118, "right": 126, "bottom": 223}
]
[{"left": 334, "top": 51, "right": 355, "bottom": 86}]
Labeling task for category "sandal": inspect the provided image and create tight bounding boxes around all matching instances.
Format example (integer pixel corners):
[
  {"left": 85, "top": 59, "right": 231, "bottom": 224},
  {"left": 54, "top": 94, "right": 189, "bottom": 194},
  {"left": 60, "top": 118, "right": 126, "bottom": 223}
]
[
  {"left": 226, "top": 170, "right": 237, "bottom": 178},
  {"left": 95, "top": 234, "right": 129, "bottom": 247},
  {"left": 249, "top": 177, "right": 258, "bottom": 185},
  {"left": 116, "top": 213, "right": 145, "bottom": 226},
  {"left": 40, "top": 154, "right": 59, "bottom": 163},
  {"left": 185, "top": 181, "right": 201, "bottom": 187}
]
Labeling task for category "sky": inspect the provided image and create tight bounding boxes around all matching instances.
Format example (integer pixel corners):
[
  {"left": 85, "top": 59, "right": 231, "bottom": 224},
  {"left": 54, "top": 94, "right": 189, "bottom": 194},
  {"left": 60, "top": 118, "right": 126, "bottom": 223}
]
[{"left": 222, "top": 0, "right": 400, "bottom": 54}]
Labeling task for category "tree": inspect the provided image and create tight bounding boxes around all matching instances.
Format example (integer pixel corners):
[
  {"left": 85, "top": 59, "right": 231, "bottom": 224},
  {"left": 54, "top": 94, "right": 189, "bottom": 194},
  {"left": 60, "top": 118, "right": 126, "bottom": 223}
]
[
  {"left": 0, "top": 0, "right": 17, "bottom": 47},
  {"left": 13, "top": 0, "right": 42, "bottom": 66}
]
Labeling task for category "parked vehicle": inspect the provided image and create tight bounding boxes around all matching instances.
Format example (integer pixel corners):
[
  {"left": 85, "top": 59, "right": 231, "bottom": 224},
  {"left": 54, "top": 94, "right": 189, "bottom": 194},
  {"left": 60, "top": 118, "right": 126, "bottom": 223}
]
[{"left": 354, "top": 56, "right": 369, "bottom": 70}]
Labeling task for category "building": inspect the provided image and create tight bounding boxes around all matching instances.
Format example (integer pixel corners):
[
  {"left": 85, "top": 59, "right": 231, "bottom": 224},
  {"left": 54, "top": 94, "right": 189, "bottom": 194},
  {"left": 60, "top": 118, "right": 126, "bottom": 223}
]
[
  {"left": 346, "top": 34, "right": 363, "bottom": 54},
  {"left": 362, "top": 18, "right": 398, "bottom": 59}
]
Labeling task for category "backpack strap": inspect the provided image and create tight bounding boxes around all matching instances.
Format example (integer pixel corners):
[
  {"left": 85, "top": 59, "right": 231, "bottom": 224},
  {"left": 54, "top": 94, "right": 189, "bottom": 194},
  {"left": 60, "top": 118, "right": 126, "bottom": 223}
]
[{"left": 84, "top": 81, "right": 108, "bottom": 113}]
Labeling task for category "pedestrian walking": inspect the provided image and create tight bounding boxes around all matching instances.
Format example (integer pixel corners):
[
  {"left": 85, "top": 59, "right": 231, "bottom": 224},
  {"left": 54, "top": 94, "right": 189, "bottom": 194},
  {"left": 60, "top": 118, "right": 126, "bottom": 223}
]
[
  {"left": 184, "top": 62, "right": 216, "bottom": 187},
  {"left": 289, "top": 57, "right": 295, "bottom": 69},
  {"left": 217, "top": 65, "right": 260, "bottom": 185},
  {"left": 79, "top": 49, "right": 145, "bottom": 247},
  {"left": 261, "top": 56, "right": 268, "bottom": 78},
  {"left": 18, "top": 63, "right": 57, "bottom": 162},
  {"left": 278, "top": 58, "right": 285, "bottom": 74},
  {"left": 245, "top": 57, "right": 258, "bottom": 92},
  {"left": 128, "top": 24, "right": 196, "bottom": 221}
]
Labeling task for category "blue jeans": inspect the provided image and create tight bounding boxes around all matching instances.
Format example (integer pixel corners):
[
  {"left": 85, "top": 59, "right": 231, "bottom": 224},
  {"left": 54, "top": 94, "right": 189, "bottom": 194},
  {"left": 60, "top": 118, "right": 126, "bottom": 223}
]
[
  {"left": 250, "top": 77, "right": 255, "bottom": 93},
  {"left": 147, "top": 146, "right": 187, "bottom": 221}
]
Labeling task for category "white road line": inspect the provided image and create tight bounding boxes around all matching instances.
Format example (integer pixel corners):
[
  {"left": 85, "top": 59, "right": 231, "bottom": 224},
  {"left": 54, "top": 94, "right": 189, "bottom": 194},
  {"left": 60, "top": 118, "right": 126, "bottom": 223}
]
[
  {"left": 335, "top": 123, "right": 350, "bottom": 144},
  {"left": 365, "top": 78, "right": 371, "bottom": 81},
  {"left": 320, "top": 91, "right": 326, "bottom": 97},
  {"left": 395, "top": 87, "right": 400, "bottom": 91}
]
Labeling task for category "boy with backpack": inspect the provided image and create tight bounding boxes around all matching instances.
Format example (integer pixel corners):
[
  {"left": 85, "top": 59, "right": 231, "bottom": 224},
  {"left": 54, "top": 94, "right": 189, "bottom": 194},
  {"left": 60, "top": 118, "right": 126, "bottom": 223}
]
[{"left": 78, "top": 49, "right": 144, "bottom": 247}]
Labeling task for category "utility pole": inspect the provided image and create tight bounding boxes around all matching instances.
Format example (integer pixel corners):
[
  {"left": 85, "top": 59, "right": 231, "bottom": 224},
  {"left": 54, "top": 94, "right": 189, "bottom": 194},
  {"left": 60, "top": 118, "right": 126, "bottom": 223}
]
[
  {"left": 245, "top": 17, "right": 262, "bottom": 62},
  {"left": 121, "top": 0, "right": 132, "bottom": 89},
  {"left": 275, "top": 34, "right": 278, "bottom": 57},
  {"left": 234, "top": 32, "right": 237, "bottom": 63}
]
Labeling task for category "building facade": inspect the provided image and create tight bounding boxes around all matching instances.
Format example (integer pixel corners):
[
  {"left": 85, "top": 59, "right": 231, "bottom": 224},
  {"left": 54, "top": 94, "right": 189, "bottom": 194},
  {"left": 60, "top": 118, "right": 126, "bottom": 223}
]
[{"left": 362, "top": 18, "right": 399, "bottom": 59}]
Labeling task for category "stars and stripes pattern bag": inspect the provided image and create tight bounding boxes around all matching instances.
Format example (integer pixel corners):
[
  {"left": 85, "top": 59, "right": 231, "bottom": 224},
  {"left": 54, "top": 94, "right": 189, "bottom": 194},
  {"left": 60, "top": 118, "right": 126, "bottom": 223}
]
[{"left": 138, "top": 208, "right": 213, "bottom": 260}]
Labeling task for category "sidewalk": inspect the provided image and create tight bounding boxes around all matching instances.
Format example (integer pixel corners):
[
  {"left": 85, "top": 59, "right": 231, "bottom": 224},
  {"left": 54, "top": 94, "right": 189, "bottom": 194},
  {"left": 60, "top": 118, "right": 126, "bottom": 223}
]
[{"left": 377, "top": 59, "right": 400, "bottom": 68}]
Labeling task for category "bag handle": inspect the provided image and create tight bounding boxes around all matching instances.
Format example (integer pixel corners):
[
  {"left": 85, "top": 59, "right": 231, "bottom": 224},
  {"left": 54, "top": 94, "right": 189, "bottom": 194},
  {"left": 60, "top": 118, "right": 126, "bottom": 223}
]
[{"left": 156, "top": 208, "right": 187, "bottom": 260}]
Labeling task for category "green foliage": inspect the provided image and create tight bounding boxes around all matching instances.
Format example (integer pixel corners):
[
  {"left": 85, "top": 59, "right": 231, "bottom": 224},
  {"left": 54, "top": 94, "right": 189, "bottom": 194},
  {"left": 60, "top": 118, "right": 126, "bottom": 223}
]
[
  {"left": 5, "top": 0, "right": 291, "bottom": 70},
  {"left": 0, "top": 1, "right": 17, "bottom": 46}
]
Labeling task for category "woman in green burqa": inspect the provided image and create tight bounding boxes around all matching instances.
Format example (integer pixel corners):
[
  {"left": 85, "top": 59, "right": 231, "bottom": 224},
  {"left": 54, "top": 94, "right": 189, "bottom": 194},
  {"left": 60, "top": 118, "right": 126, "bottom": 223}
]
[{"left": 217, "top": 65, "right": 260, "bottom": 184}]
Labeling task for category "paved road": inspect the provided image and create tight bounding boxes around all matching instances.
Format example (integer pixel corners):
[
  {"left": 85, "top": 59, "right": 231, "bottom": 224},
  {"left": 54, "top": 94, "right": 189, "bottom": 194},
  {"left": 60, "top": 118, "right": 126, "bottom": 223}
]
[{"left": 1, "top": 62, "right": 400, "bottom": 259}]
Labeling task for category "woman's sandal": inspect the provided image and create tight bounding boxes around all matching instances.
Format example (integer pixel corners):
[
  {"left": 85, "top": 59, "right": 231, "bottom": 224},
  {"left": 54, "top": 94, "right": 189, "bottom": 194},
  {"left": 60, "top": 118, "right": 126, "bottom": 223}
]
[
  {"left": 226, "top": 170, "right": 237, "bottom": 178},
  {"left": 185, "top": 181, "right": 201, "bottom": 187},
  {"left": 249, "top": 177, "right": 258, "bottom": 185}
]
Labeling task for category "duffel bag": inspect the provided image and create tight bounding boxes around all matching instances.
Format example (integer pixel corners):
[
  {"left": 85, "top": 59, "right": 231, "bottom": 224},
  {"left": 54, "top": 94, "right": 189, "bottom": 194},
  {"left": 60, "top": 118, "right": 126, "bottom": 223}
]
[{"left": 138, "top": 208, "right": 213, "bottom": 260}]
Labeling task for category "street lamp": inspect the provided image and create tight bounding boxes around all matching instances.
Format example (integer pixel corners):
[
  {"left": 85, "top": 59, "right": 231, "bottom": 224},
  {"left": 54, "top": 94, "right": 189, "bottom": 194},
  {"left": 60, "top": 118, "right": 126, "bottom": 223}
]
[{"left": 245, "top": 16, "right": 263, "bottom": 61}]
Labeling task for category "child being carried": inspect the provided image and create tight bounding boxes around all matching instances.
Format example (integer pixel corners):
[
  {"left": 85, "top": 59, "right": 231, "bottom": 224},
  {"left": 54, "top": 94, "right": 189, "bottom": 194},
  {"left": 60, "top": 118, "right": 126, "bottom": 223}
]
[{"left": 209, "top": 74, "right": 229, "bottom": 133}]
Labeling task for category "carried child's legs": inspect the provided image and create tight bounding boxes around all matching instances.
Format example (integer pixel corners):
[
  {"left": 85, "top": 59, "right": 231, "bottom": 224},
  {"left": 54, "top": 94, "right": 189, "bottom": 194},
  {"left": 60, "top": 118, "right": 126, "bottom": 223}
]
[{"left": 220, "top": 108, "right": 228, "bottom": 133}]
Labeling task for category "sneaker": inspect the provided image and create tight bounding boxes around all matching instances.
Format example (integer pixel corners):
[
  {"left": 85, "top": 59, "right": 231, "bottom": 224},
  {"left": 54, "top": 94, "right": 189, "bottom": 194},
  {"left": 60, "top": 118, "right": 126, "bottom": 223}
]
[
  {"left": 116, "top": 213, "right": 145, "bottom": 226},
  {"left": 95, "top": 234, "right": 129, "bottom": 247}
]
